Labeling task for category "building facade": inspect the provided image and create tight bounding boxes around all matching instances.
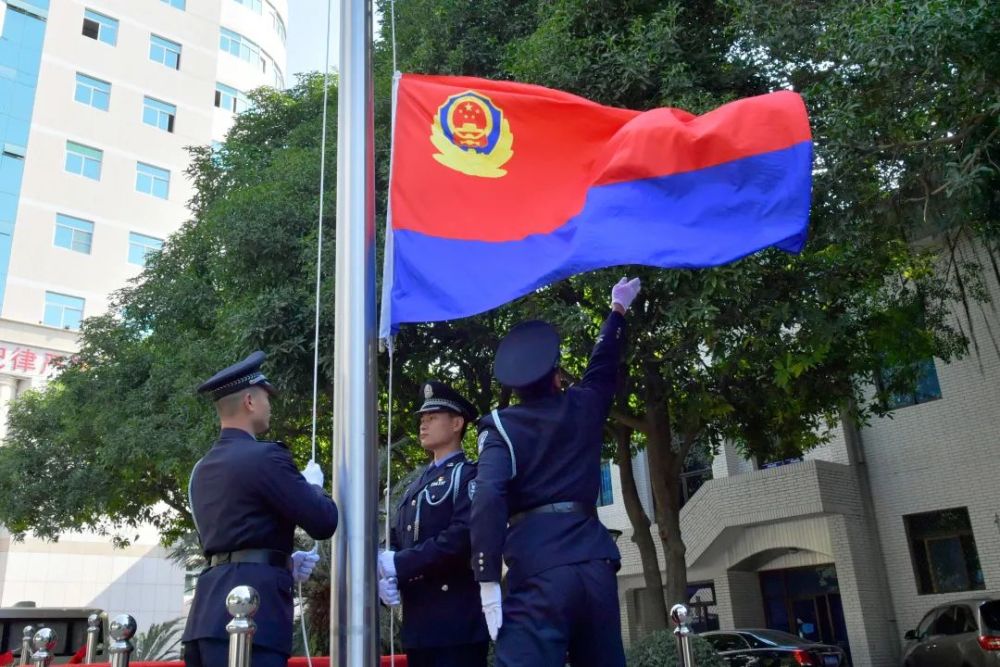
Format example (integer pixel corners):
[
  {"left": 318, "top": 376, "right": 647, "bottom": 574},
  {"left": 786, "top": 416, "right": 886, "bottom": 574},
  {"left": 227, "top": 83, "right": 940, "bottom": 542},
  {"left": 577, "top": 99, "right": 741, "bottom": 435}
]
[
  {"left": 0, "top": 0, "right": 287, "bottom": 631},
  {"left": 599, "top": 254, "right": 1000, "bottom": 666}
]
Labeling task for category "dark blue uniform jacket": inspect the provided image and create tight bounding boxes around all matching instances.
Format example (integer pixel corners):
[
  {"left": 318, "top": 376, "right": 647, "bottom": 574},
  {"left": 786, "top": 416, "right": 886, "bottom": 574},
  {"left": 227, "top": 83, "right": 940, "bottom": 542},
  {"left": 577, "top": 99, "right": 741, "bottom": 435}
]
[
  {"left": 391, "top": 452, "right": 489, "bottom": 649},
  {"left": 470, "top": 312, "right": 625, "bottom": 588},
  {"left": 182, "top": 428, "right": 339, "bottom": 654}
]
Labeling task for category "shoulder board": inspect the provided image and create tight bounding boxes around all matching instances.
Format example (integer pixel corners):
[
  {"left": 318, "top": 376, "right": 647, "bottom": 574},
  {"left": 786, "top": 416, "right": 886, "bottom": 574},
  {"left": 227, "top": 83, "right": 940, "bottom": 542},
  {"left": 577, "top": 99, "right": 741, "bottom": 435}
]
[{"left": 262, "top": 440, "right": 290, "bottom": 450}]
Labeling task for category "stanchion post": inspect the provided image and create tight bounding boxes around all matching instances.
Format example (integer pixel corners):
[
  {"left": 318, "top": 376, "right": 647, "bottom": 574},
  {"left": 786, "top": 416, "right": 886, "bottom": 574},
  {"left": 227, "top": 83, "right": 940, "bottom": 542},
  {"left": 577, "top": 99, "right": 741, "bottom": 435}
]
[
  {"left": 108, "top": 615, "right": 136, "bottom": 667},
  {"left": 84, "top": 613, "right": 101, "bottom": 664},
  {"left": 18, "top": 626, "right": 34, "bottom": 667},
  {"left": 30, "top": 628, "right": 56, "bottom": 667},
  {"left": 226, "top": 586, "right": 260, "bottom": 667},
  {"left": 671, "top": 603, "right": 696, "bottom": 667}
]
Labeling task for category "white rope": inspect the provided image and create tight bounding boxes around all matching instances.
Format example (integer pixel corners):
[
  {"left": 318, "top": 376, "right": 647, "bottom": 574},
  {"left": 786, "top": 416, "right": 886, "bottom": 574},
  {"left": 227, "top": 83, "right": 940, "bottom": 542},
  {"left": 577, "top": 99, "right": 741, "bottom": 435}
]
[
  {"left": 309, "top": 0, "right": 335, "bottom": 466},
  {"left": 299, "top": 0, "right": 335, "bottom": 664},
  {"left": 385, "top": 341, "right": 397, "bottom": 665},
  {"left": 385, "top": 0, "right": 401, "bottom": 654}
]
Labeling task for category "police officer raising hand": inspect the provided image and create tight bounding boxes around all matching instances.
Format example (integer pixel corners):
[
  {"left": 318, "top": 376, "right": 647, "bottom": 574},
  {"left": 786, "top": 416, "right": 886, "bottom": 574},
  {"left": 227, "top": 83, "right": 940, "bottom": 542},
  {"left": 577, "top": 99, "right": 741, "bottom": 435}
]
[{"left": 469, "top": 277, "right": 640, "bottom": 667}]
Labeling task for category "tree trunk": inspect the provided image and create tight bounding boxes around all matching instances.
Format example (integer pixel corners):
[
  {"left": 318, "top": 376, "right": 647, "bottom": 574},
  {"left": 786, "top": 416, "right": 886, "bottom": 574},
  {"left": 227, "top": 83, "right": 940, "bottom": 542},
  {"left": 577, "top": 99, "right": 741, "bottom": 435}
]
[
  {"left": 645, "top": 409, "right": 688, "bottom": 609},
  {"left": 614, "top": 426, "right": 668, "bottom": 635}
]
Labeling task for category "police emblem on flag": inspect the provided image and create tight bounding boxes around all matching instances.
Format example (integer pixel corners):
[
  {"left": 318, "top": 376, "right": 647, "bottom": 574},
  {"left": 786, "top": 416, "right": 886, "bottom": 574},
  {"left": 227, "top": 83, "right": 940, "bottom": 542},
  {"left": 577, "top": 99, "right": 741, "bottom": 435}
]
[{"left": 430, "top": 91, "right": 514, "bottom": 178}]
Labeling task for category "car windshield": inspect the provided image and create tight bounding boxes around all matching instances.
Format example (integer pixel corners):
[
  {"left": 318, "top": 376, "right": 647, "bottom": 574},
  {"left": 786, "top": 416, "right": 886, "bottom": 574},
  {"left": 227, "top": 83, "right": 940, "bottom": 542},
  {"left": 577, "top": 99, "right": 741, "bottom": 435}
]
[
  {"left": 981, "top": 601, "right": 1000, "bottom": 633},
  {"left": 747, "top": 629, "right": 818, "bottom": 647}
]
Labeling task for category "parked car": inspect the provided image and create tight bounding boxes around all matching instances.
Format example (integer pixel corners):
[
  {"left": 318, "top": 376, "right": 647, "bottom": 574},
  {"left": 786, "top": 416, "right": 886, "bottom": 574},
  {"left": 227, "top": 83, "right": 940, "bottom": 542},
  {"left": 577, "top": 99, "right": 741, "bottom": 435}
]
[
  {"left": 901, "top": 598, "right": 1000, "bottom": 666},
  {"left": 701, "top": 628, "right": 848, "bottom": 666}
]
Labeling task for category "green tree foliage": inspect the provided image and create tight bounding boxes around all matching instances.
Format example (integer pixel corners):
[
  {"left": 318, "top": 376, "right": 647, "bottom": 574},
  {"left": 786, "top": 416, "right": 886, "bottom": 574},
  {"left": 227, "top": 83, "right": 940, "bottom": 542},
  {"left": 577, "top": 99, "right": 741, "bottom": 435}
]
[{"left": 0, "top": 0, "right": 993, "bottom": 646}]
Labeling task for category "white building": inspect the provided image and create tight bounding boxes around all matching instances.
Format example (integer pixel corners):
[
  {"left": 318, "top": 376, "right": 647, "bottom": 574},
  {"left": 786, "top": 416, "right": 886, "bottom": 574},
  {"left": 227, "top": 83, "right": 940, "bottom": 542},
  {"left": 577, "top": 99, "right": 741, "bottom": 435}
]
[
  {"left": 0, "top": 0, "right": 287, "bottom": 634},
  {"left": 599, "top": 250, "right": 1000, "bottom": 666}
]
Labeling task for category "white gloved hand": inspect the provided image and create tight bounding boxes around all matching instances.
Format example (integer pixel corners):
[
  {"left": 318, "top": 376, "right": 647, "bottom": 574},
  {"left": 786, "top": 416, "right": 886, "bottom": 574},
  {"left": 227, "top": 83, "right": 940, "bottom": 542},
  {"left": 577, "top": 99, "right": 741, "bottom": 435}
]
[
  {"left": 611, "top": 277, "right": 641, "bottom": 312},
  {"left": 378, "top": 550, "right": 397, "bottom": 579},
  {"left": 301, "top": 460, "right": 324, "bottom": 487},
  {"left": 480, "top": 582, "right": 502, "bottom": 641},
  {"left": 291, "top": 551, "right": 320, "bottom": 583},
  {"left": 378, "top": 577, "right": 401, "bottom": 606}
]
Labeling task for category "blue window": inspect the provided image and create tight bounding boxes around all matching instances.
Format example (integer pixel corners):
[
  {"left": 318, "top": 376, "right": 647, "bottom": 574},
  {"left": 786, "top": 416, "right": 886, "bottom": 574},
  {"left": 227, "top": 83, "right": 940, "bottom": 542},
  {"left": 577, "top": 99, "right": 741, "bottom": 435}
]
[
  {"left": 65, "top": 141, "right": 102, "bottom": 180},
  {"left": 128, "top": 232, "right": 163, "bottom": 266},
  {"left": 143, "top": 97, "right": 176, "bottom": 133},
  {"left": 597, "top": 461, "right": 613, "bottom": 507},
  {"left": 82, "top": 9, "right": 117, "bottom": 46},
  {"left": 219, "top": 28, "right": 260, "bottom": 66},
  {"left": 267, "top": 2, "right": 286, "bottom": 43},
  {"left": 44, "top": 292, "right": 84, "bottom": 330},
  {"left": 54, "top": 214, "right": 94, "bottom": 254},
  {"left": 878, "top": 358, "right": 942, "bottom": 410},
  {"left": 149, "top": 34, "right": 182, "bottom": 70},
  {"left": 214, "top": 82, "right": 249, "bottom": 113},
  {"left": 74, "top": 73, "right": 110, "bottom": 110},
  {"left": 136, "top": 162, "right": 170, "bottom": 199},
  {"left": 233, "top": 0, "right": 262, "bottom": 13},
  {"left": 160, "top": 0, "right": 185, "bottom": 8}
]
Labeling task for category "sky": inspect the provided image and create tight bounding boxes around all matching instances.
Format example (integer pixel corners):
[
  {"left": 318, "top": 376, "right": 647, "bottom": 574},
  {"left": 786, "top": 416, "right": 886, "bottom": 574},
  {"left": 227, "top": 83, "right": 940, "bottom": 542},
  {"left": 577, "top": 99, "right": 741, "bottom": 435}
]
[{"left": 285, "top": 0, "right": 340, "bottom": 78}]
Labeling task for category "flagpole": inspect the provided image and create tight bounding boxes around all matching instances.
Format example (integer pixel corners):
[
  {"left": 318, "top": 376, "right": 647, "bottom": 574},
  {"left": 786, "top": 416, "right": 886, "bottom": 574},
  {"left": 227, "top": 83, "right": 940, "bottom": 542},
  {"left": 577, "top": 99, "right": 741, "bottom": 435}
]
[{"left": 331, "top": 0, "right": 378, "bottom": 664}]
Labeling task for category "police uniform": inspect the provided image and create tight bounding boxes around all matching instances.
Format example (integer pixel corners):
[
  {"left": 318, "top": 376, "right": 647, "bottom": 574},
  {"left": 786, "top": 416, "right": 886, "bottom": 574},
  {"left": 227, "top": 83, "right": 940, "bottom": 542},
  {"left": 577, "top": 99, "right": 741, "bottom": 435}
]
[
  {"left": 390, "top": 382, "right": 490, "bottom": 667},
  {"left": 470, "top": 314, "right": 627, "bottom": 667},
  {"left": 181, "top": 352, "right": 339, "bottom": 667}
]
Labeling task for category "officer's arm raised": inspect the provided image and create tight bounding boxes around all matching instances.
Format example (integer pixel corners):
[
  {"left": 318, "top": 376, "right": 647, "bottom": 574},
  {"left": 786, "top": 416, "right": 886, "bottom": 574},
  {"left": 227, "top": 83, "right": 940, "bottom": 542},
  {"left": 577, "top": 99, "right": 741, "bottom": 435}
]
[{"left": 259, "top": 447, "right": 339, "bottom": 539}]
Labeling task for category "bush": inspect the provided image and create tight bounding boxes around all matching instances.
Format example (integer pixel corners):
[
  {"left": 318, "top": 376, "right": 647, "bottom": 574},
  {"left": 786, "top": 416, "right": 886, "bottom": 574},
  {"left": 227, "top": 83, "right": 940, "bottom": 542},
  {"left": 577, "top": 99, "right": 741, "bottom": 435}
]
[{"left": 626, "top": 631, "right": 726, "bottom": 667}]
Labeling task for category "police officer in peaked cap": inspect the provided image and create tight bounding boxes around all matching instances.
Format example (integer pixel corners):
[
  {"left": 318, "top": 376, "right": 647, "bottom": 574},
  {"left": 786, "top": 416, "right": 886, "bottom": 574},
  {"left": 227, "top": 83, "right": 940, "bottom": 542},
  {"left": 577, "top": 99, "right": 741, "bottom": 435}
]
[
  {"left": 377, "top": 381, "right": 490, "bottom": 667},
  {"left": 181, "top": 351, "right": 339, "bottom": 667},
  {"left": 470, "top": 277, "right": 641, "bottom": 667}
]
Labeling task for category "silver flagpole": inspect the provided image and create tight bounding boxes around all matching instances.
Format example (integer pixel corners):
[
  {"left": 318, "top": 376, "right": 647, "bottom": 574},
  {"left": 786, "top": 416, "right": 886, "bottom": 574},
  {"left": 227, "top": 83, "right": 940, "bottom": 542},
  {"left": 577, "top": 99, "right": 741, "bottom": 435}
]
[{"left": 331, "top": 0, "right": 378, "bottom": 664}]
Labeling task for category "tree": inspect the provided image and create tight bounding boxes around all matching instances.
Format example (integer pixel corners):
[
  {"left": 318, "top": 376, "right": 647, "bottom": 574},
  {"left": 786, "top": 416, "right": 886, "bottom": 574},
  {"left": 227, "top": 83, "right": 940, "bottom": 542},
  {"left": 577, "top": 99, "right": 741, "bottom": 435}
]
[
  {"left": 0, "top": 75, "right": 348, "bottom": 544},
  {"left": 376, "top": 0, "right": 988, "bottom": 634}
]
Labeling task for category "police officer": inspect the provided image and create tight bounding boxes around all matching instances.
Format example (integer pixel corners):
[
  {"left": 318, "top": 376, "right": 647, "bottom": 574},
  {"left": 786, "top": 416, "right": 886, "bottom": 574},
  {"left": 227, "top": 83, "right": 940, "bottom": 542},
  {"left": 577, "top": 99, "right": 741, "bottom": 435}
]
[
  {"left": 377, "top": 381, "right": 490, "bottom": 667},
  {"left": 181, "top": 351, "right": 339, "bottom": 667},
  {"left": 470, "top": 277, "right": 641, "bottom": 667}
]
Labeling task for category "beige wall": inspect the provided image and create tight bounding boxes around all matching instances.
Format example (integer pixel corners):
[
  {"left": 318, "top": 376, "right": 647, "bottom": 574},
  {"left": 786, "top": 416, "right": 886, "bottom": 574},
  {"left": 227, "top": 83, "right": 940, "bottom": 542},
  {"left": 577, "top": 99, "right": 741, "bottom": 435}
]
[{"left": 0, "top": 0, "right": 288, "bottom": 632}]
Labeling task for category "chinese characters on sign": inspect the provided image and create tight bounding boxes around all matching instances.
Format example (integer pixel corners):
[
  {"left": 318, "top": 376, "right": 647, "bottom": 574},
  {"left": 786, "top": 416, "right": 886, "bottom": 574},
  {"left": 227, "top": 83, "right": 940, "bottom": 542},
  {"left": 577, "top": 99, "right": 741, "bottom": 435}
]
[{"left": 0, "top": 343, "right": 70, "bottom": 380}]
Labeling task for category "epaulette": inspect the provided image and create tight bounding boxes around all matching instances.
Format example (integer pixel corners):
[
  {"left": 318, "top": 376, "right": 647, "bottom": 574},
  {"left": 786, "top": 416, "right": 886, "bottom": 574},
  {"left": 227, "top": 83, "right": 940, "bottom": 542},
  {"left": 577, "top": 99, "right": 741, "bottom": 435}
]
[{"left": 263, "top": 440, "right": 290, "bottom": 450}]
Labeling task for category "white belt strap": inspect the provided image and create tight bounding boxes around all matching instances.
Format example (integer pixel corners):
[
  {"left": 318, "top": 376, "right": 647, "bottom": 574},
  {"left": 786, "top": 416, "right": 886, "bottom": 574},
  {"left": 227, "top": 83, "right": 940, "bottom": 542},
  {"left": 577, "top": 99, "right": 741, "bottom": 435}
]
[{"left": 490, "top": 409, "right": 517, "bottom": 479}]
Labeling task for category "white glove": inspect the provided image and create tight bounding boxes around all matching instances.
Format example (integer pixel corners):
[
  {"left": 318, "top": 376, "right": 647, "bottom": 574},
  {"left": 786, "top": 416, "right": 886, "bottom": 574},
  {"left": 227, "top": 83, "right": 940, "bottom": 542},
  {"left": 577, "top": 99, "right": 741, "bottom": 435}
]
[
  {"left": 611, "top": 276, "right": 641, "bottom": 312},
  {"left": 291, "top": 551, "right": 320, "bottom": 583},
  {"left": 301, "top": 460, "right": 324, "bottom": 487},
  {"left": 378, "top": 577, "right": 401, "bottom": 606},
  {"left": 480, "top": 582, "right": 502, "bottom": 641},
  {"left": 378, "top": 550, "right": 397, "bottom": 579}
]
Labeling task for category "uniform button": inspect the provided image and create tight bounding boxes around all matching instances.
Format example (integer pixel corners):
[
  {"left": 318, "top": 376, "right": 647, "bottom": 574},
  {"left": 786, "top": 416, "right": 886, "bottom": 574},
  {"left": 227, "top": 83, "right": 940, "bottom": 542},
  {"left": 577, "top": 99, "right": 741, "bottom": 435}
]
[
  {"left": 406, "top": 525, "right": 412, "bottom": 531},
  {"left": 479, "top": 566, "right": 484, "bottom": 571},
  {"left": 430, "top": 495, "right": 437, "bottom": 501},
  {"left": 411, "top": 500, "right": 416, "bottom": 506},
  {"left": 479, "top": 552, "right": 484, "bottom": 557},
  {"left": 441, "top": 585, "right": 449, "bottom": 592}
]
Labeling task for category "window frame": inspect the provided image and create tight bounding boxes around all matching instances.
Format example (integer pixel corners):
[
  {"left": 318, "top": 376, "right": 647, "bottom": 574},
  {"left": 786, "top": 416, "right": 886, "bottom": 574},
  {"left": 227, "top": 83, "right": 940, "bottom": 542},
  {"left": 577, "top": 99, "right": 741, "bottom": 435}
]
[
  {"left": 43, "top": 292, "right": 85, "bottom": 330},
  {"left": 82, "top": 9, "right": 118, "bottom": 46},
  {"left": 142, "top": 96, "right": 177, "bottom": 133},
  {"left": 904, "top": 507, "right": 985, "bottom": 596},
  {"left": 214, "top": 82, "right": 249, "bottom": 113},
  {"left": 53, "top": 214, "right": 94, "bottom": 255},
  {"left": 160, "top": 0, "right": 185, "bottom": 9},
  {"left": 135, "top": 162, "right": 171, "bottom": 200},
  {"left": 65, "top": 140, "right": 103, "bottom": 181},
  {"left": 74, "top": 73, "right": 111, "bottom": 111},
  {"left": 149, "top": 34, "right": 182, "bottom": 70},
  {"left": 219, "top": 27, "right": 261, "bottom": 67},
  {"left": 128, "top": 232, "right": 164, "bottom": 266}
]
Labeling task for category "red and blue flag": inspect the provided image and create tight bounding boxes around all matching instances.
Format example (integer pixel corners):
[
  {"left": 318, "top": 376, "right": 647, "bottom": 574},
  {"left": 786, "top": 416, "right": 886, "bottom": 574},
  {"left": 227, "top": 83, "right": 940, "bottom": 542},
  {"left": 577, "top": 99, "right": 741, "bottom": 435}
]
[{"left": 380, "top": 74, "right": 812, "bottom": 335}]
